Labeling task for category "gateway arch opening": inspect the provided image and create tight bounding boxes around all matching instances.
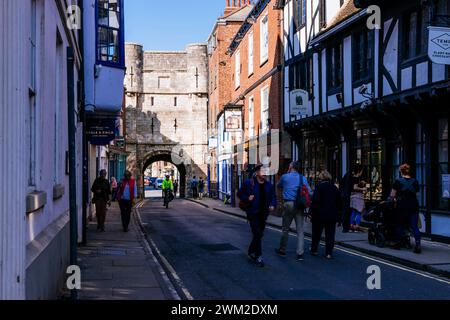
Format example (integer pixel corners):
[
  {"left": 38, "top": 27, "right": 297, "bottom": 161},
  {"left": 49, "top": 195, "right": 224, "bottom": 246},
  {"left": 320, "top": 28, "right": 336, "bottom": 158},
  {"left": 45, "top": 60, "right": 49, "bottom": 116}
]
[{"left": 143, "top": 153, "right": 187, "bottom": 199}]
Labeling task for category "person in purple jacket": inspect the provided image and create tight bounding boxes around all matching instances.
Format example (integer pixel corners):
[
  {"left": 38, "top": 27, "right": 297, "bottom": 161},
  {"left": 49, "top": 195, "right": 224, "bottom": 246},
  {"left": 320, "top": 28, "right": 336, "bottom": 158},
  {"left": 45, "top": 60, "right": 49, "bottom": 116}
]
[{"left": 237, "top": 164, "right": 277, "bottom": 268}]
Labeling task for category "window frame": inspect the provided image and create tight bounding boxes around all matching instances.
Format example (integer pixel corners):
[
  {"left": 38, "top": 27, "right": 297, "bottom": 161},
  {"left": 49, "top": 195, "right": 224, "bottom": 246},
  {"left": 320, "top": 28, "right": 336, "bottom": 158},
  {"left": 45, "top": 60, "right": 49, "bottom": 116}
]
[
  {"left": 352, "top": 28, "right": 374, "bottom": 83},
  {"left": 327, "top": 42, "right": 343, "bottom": 93},
  {"left": 96, "top": 0, "right": 125, "bottom": 68},
  {"left": 401, "top": 7, "right": 429, "bottom": 64},
  {"left": 248, "top": 96, "right": 255, "bottom": 139},
  {"left": 248, "top": 31, "right": 254, "bottom": 77},
  {"left": 294, "top": 0, "right": 307, "bottom": 31},
  {"left": 235, "top": 49, "right": 241, "bottom": 89},
  {"left": 260, "top": 13, "right": 269, "bottom": 65},
  {"left": 260, "top": 86, "right": 270, "bottom": 133}
]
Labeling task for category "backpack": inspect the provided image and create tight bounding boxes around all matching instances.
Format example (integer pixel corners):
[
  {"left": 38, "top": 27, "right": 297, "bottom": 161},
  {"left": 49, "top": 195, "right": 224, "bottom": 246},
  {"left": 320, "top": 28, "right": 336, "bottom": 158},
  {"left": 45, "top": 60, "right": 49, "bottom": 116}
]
[{"left": 295, "top": 175, "right": 311, "bottom": 210}]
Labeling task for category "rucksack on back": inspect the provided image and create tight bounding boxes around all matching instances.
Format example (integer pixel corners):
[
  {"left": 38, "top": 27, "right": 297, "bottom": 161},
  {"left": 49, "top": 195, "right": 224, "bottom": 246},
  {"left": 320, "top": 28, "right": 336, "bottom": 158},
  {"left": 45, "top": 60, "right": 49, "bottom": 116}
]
[{"left": 295, "top": 176, "right": 311, "bottom": 210}]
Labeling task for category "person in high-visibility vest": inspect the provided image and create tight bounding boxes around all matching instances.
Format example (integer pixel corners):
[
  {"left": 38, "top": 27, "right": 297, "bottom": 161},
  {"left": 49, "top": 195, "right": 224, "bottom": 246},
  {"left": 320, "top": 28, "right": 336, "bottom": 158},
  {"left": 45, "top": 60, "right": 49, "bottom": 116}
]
[{"left": 162, "top": 175, "right": 174, "bottom": 206}]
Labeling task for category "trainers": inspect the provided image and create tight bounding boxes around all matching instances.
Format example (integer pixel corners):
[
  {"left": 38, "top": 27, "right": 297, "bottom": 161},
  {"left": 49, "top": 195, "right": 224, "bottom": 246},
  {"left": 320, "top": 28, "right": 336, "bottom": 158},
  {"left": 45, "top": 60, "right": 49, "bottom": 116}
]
[
  {"left": 275, "top": 249, "right": 286, "bottom": 257},
  {"left": 296, "top": 254, "right": 305, "bottom": 261},
  {"left": 256, "top": 256, "right": 265, "bottom": 268},
  {"left": 310, "top": 251, "right": 318, "bottom": 256},
  {"left": 325, "top": 255, "right": 332, "bottom": 260},
  {"left": 413, "top": 246, "right": 422, "bottom": 254}
]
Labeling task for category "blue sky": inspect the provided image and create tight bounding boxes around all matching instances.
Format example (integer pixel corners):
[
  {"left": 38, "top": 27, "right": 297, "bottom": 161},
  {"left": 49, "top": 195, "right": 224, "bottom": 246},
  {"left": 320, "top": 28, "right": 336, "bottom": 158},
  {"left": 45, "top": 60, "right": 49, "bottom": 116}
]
[{"left": 125, "top": 0, "right": 225, "bottom": 51}]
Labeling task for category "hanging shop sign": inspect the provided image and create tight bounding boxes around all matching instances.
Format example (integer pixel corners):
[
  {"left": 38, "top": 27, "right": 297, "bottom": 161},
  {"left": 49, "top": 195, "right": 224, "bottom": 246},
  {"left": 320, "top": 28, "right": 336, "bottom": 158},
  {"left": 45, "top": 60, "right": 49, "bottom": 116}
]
[
  {"left": 428, "top": 26, "right": 450, "bottom": 65},
  {"left": 224, "top": 109, "right": 243, "bottom": 132},
  {"left": 290, "top": 89, "right": 310, "bottom": 117},
  {"left": 86, "top": 117, "right": 117, "bottom": 146}
]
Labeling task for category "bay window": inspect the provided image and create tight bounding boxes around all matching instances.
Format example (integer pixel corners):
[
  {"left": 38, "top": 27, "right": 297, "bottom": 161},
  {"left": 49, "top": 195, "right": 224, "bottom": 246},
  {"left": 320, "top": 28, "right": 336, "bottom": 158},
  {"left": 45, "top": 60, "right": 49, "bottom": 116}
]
[{"left": 97, "top": 0, "right": 124, "bottom": 67}]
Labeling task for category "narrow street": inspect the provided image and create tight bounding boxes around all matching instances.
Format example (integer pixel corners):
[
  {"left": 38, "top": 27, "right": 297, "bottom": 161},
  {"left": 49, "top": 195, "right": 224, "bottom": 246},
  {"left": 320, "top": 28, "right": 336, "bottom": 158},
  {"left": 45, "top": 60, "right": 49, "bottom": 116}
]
[{"left": 138, "top": 199, "right": 450, "bottom": 300}]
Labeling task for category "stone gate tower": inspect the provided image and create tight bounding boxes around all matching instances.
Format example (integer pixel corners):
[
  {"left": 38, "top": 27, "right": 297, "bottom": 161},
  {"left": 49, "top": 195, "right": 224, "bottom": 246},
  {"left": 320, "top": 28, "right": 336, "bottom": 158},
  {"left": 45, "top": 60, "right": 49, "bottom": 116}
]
[{"left": 124, "top": 43, "right": 209, "bottom": 198}]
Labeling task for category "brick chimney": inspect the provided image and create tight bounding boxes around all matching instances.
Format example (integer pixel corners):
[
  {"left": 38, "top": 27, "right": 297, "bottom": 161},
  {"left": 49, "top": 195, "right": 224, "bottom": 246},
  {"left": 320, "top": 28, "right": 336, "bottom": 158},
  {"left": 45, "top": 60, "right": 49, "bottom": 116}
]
[{"left": 224, "top": 0, "right": 251, "bottom": 16}]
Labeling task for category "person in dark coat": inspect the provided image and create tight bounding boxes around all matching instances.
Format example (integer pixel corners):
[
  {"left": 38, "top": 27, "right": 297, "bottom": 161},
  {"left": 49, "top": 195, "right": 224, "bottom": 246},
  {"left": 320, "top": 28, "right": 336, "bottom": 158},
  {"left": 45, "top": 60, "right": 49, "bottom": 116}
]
[
  {"left": 237, "top": 164, "right": 277, "bottom": 267},
  {"left": 339, "top": 164, "right": 363, "bottom": 233},
  {"left": 91, "top": 169, "right": 111, "bottom": 232},
  {"left": 310, "top": 170, "right": 342, "bottom": 259},
  {"left": 390, "top": 163, "right": 421, "bottom": 253}
]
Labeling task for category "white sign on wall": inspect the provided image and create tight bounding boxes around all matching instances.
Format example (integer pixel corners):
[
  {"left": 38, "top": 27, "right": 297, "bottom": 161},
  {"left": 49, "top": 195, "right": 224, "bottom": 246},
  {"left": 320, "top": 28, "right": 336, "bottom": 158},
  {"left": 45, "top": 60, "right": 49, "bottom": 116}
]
[
  {"left": 290, "top": 89, "right": 310, "bottom": 117},
  {"left": 428, "top": 26, "right": 450, "bottom": 65}
]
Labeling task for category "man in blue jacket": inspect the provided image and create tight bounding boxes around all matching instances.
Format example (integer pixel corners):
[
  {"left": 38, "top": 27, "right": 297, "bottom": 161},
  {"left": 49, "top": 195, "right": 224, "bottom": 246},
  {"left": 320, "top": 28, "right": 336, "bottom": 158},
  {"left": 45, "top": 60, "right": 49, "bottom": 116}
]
[{"left": 237, "top": 164, "right": 277, "bottom": 267}]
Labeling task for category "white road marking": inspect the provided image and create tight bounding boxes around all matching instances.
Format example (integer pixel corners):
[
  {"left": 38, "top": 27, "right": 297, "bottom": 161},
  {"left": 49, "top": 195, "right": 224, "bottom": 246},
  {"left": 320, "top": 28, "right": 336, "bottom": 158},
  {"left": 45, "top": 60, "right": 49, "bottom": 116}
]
[{"left": 199, "top": 204, "right": 450, "bottom": 286}]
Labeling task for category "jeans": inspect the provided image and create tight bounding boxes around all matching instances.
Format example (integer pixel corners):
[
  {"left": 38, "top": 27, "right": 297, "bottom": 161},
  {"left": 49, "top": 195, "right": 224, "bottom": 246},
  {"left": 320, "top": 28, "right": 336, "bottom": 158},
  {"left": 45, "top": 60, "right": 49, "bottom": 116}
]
[
  {"left": 311, "top": 222, "right": 337, "bottom": 256},
  {"left": 279, "top": 201, "right": 305, "bottom": 255},
  {"left": 248, "top": 213, "right": 267, "bottom": 258},
  {"left": 119, "top": 200, "right": 133, "bottom": 231},
  {"left": 396, "top": 213, "right": 421, "bottom": 246},
  {"left": 350, "top": 209, "right": 362, "bottom": 226}
]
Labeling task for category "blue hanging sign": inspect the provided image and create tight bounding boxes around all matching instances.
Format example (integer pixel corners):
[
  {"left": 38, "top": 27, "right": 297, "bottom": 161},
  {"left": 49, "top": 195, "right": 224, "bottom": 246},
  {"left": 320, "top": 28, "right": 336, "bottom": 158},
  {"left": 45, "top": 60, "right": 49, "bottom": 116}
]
[{"left": 86, "top": 117, "right": 117, "bottom": 146}]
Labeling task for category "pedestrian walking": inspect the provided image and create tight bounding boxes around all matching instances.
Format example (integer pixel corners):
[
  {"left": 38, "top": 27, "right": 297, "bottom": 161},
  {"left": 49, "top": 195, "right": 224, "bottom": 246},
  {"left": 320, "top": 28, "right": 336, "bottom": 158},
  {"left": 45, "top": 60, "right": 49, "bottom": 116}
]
[
  {"left": 91, "top": 169, "right": 111, "bottom": 232},
  {"left": 111, "top": 177, "right": 118, "bottom": 201},
  {"left": 390, "top": 164, "right": 422, "bottom": 254},
  {"left": 275, "top": 161, "right": 312, "bottom": 261},
  {"left": 116, "top": 170, "right": 137, "bottom": 232},
  {"left": 310, "top": 171, "right": 342, "bottom": 259},
  {"left": 198, "top": 177, "right": 205, "bottom": 200},
  {"left": 340, "top": 164, "right": 364, "bottom": 233},
  {"left": 191, "top": 176, "right": 199, "bottom": 199},
  {"left": 349, "top": 180, "right": 367, "bottom": 232},
  {"left": 237, "top": 164, "right": 277, "bottom": 268},
  {"left": 173, "top": 180, "right": 179, "bottom": 198}
]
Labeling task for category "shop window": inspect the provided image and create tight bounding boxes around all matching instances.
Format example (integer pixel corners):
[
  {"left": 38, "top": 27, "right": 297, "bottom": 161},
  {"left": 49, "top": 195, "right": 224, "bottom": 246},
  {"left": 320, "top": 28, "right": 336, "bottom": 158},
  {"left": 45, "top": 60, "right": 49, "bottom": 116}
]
[
  {"left": 437, "top": 119, "right": 449, "bottom": 210},
  {"left": 301, "top": 136, "right": 326, "bottom": 188},
  {"left": 97, "top": 0, "right": 124, "bottom": 67},
  {"left": 416, "top": 123, "right": 427, "bottom": 208},
  {"left": 353, "top": 128, "right": 384, "bottom": 203}
]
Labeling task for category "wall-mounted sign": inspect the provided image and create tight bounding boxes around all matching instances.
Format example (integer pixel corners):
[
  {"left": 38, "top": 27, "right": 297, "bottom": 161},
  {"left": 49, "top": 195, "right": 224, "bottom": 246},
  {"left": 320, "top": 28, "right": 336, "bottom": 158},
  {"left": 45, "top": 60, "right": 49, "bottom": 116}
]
[
  {"left": 208, "top": 137, "right": 218, "bottom": 149},
  {"left": 428, "top": 26, "right": 450, "bottom": 65},
  {"left": 86, "top": 117, "right": 117, "bottom": 146},
  {"left": 224, "top": 109, "right": 242, "bottom": 132},
  {"left": 442, "top": 174, "right": 450, "bottom": 199},
  {"left": 290, "top": 89, "right": 310, "bottom": 117}
]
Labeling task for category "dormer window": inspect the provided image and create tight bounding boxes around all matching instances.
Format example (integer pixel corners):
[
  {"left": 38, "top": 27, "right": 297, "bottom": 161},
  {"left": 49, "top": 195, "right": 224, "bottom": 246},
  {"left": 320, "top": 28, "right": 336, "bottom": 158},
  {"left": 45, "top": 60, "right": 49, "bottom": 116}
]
[{"left": 97, "top": 0, "right": 124, "bottom": 67}]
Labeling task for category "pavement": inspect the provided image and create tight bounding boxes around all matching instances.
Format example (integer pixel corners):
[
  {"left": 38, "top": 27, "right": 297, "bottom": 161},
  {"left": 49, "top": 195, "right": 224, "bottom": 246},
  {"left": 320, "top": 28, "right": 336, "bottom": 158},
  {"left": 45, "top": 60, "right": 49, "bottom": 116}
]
[
  {"left": 187, "top": 197, "right": 450, "bottom": 278},
  {"left": 77, "top": 202, "right": 177, "bottom": 300}
]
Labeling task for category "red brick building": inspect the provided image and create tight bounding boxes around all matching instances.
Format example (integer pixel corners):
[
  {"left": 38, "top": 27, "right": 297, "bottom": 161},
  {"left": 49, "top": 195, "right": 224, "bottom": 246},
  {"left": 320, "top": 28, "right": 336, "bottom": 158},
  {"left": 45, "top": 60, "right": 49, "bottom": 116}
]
[
  {"left": 227, "top": 0, "right": 290, "bottom": 203},
  {"left": 207, "top": 1, "right": 254, "bottom": 199}
]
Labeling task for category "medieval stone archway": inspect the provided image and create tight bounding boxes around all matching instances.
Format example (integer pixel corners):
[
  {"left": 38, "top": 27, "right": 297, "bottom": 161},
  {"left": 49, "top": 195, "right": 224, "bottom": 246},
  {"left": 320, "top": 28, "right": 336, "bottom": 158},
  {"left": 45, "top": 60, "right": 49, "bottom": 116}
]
[{"left": 141, "top": 150, "right": 191, "bottom": 199}]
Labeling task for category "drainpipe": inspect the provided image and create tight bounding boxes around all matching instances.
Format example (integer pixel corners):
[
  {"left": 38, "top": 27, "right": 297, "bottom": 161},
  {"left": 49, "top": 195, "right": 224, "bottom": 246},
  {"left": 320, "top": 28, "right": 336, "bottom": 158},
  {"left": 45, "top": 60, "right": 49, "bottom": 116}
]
[
  {"left": 79, "top": 0, "right": 88, "bottom": 246},
  {"left": 67, "top": 47, "right": 79, "bottom": 300}
]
